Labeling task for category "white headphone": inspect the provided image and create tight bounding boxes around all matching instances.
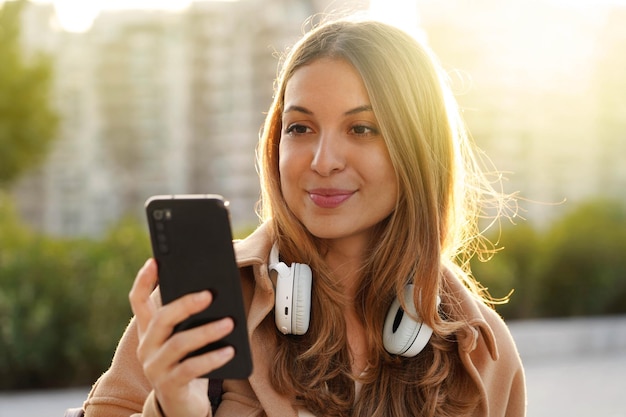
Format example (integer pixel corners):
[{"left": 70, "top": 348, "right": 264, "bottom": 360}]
[{"left": 268, "top": 244, "right": 440, "bottom": 357}]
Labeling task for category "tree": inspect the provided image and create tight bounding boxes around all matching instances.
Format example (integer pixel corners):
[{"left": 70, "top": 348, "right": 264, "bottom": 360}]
[{"left": 0, "top": 0, "right": 58, "bottom": 187}]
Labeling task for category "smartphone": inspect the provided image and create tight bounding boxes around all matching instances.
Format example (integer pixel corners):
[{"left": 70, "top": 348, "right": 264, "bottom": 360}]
[{"left": 145, "top": 194, "right": 253, "bottom": 379}]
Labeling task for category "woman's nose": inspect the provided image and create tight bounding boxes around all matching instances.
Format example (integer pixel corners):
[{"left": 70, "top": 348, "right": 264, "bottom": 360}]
[{"left": 310, "top": 133, "right": 346, "bottom": 176}]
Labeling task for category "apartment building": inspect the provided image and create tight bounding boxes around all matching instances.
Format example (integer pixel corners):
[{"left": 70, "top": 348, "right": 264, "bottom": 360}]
[{"left": 14, "top": 0, "right": 315, "bottom": 236}]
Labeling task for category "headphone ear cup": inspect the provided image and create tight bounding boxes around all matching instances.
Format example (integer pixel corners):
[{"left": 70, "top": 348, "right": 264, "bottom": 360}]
[
  {"left": 269, "top": 243, "right": 313, "bottom": 336},
  {"left": 290, "top": 263, "right": 312, "bottom": 335},
  {"left": 382, "top": 285, "right": 436, "bottom": 357}
]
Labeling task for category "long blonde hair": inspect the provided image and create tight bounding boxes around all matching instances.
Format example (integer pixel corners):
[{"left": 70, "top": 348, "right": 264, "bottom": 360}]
[{"left": 257, "top": 17, "right": 512, "bottom": 417}]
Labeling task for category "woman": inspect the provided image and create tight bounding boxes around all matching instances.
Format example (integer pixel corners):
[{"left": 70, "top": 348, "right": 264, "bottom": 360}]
[{"left": 83, "top": 17, "right": 525, "bottom": 417}]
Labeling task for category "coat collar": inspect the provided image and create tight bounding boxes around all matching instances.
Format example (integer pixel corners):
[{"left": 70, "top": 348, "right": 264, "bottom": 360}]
[
  {"left": 234, "top": 222, "right": 273, "bottom": 269},
  {"left": 442, "top": 265, "right": 499, "bottom": 361}
]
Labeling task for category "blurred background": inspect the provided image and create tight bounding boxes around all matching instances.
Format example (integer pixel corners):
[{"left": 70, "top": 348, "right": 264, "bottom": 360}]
[{"left": 0, "top": 0, "right": 625, "bottom": 404}]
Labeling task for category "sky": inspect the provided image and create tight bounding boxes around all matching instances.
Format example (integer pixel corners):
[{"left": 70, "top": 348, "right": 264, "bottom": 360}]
[
  {"left": 19, "top": 0, "right": 418, "bottom": 33},
  {"left": 8, "top": 0, "right": 626, "bottom": 33}
]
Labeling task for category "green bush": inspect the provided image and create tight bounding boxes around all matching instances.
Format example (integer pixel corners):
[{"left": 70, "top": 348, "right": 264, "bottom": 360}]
[
  {"left": 472, "top": 222, "right": 542, "bottom": 319},
  {"left": 535, "top": 200, "right": 626, "bottom": 317},
  {"left": 0, "top": 194, "right": 150, "bottom": 389},
  {"left": 473, "top": 199, "right": 626, "bottom": 320}
]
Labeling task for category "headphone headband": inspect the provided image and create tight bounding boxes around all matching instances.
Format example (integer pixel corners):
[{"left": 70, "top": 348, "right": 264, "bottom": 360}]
[{"left": 268, "top": 243, "right": 290, "bottom": 278}]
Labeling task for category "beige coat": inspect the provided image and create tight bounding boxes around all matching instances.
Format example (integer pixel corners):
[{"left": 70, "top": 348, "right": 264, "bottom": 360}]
[{"left": 83, "top": 223, "right": 526, "bottom": 417}]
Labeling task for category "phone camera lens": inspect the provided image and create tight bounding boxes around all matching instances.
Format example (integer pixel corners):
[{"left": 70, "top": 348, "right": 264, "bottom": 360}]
[{"left": 153, "top": 210, "right": 164, "bottom": 220}]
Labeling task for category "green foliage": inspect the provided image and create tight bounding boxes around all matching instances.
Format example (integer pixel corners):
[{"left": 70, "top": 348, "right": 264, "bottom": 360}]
[
  {"left": 473, "top": 199, "right": 626, "bottom": 320},
  {"left": 0, "top": 193, "right": 150, "bottom": 389},
  {"left": 0, "top": 0, "right": 58, "bottom": 187},
  {"left": 472, "top": 222, "right": 542, "bottom": 319},
  {"left": 535, "top": 200, "right": 626, "bottom": 317}
]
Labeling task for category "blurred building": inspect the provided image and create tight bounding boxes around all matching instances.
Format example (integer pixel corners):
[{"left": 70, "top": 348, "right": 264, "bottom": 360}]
[
  {"left": 13, "top": 0, "right": 318, "bottom": 236},
  {"left": 11, "top": 0, "right": 626, "bottom": 236},
  {"left": 593, "top": 6, "right": 626, "bottom": 200},
  {"left": 416, "top": 0, "right": 626, "bottom": 225}
]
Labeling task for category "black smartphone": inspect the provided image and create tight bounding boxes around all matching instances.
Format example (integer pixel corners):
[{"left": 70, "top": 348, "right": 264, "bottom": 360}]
[{"left": 145, "top": 194, "right": 253, "bottom": 379}]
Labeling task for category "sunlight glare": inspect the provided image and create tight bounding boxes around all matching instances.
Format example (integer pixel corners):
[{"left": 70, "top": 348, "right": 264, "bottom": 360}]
[
  {"left": 48, "top": 0, "right": 194, "bottom": 33},
  {"left": 100, "top": 0, "right": 192, "bottom": 12},
  {"left": 53, "top": 0, "right": 100, "bottom": 33},
  {"left": 369, "top": 0, "right": 419, "bottom": 33}
]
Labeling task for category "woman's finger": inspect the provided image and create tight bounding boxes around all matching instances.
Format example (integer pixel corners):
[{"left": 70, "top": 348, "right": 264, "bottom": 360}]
[
  {"left": 167, "top": 346, "right": 235, "bottom": 388},
  {"left": 137, "top": 290, "right": 213, "bottom": 359},
  {"left": 129, "top": 258, "right": 159, "bottom": 335},
  {"left": 165, "top": 317, "right": 234, "bottom": 364},
  {"left": 143, "top": 317, "right": 235, "bottom": 383}
]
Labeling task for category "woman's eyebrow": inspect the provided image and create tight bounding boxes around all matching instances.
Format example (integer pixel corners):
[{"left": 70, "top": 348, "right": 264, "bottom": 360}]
[
  {"left": 344, "top": 105, "right": 373, "bottom": 116},
  {"left": 283, "top": 105, "right": 312, "bottom": 115},
  {"left": 283, "top": 104, "right": 373, "bottom": 116}
]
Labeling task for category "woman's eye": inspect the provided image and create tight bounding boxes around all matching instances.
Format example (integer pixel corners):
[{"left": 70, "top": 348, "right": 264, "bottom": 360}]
[
  {"left": 285, "top": 124, "right": 311, "bottom": 135},
  {"left": 351, "top": 124, "right": 378, "bottom": 136}
]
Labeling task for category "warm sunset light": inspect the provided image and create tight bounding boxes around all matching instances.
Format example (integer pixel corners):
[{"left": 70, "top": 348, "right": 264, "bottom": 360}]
[
  {"left": 3, "top": 0, "right": 626, "bottom": 414},
  {"left": 29, "top": 0, "right": 195, "bottom": 32},
  {"left": 52, "top": 0, "right": 100, "bottom": 33},
  {"left": 369, "top": 0, "right": 418, "bottom": 31}
]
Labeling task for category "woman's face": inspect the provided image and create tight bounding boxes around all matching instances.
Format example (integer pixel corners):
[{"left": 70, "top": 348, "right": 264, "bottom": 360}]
[{"left": 279, "top": 58, "right": 398, "bottom": 245}]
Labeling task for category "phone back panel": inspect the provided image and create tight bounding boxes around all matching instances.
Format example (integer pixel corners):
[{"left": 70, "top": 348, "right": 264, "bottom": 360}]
[{"left": 145, "top": 195, "right": 252, "bottom": 379}]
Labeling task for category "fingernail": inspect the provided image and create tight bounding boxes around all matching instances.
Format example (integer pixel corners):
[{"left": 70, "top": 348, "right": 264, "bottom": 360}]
[
  {"left": 217, "top": 317, "right": 234, "bottom": 330},
  {"left": 219, "top": 346, "right": 235, "bottom": 358},
  {"left": 193, "top": 291, "right": 210, "bottom": 302}
]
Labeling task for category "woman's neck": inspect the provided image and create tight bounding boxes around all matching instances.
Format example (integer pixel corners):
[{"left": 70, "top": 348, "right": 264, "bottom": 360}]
[
  {"left": 323, "top": 234, "right": 373, "bottom": 377},
  {"left": 323, "top": 234, "right": 369, "bottom": 301}
]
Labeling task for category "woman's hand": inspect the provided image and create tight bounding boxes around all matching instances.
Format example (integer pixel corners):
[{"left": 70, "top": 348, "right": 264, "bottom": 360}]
[{"left": 129, "top": 259, "right": 236, "bottom": 417}]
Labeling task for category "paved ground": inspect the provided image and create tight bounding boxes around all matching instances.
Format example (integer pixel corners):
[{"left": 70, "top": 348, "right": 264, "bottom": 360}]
[
  {"left": 523, "top": 351, "right": 626, "bottom": 417},
  {"left": 509, "top": 315, "right": 626, "bottom": 417},
  {"left": 0, "top": 387, "right": 90, "bottom": 417},
  {"left": 1, "top": 316, "right": 625, "bottom": 417}
]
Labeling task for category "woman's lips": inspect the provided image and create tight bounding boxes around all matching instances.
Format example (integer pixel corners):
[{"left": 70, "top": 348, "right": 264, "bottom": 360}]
[{"left": 308, "top": 189, "right": 354, "bottom": 208}]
